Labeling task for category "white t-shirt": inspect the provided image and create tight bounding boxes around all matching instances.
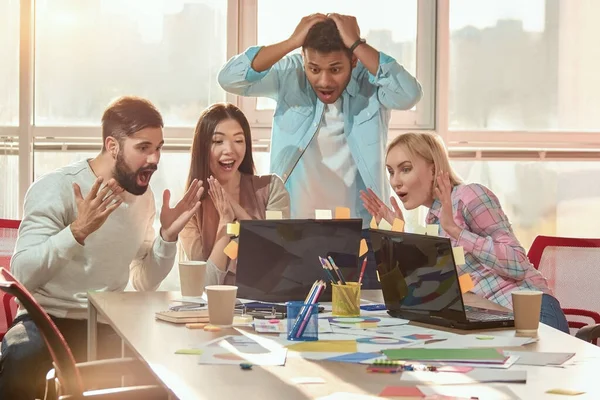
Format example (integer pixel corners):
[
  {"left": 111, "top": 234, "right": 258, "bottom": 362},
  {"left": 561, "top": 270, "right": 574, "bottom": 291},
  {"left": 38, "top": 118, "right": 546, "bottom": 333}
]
[{"left": 289, "top": 98, "right": 359, "bottom": 219}]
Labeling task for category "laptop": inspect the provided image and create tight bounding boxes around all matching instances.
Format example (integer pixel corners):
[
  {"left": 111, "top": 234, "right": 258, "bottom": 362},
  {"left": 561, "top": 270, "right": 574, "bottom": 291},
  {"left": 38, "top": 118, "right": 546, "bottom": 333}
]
[
  {"left": 370, "top": 229, "right": 514, "bottom": 330},
  {"left": 236, "top": 219, "right": 363, "bottom": 302}
]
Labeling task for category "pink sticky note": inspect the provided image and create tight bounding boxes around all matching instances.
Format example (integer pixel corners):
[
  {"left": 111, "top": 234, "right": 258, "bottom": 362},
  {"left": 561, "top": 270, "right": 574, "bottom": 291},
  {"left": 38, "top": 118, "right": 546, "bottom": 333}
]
[{"left": 379, "top": 386, "right": 425, "bottom": 397}]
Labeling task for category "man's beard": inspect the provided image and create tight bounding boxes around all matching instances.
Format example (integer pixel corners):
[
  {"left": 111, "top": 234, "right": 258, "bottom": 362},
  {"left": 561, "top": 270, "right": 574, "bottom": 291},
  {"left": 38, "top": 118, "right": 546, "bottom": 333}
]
[{"left": 113, "top": 152, "right": 157, "bottom": 196}]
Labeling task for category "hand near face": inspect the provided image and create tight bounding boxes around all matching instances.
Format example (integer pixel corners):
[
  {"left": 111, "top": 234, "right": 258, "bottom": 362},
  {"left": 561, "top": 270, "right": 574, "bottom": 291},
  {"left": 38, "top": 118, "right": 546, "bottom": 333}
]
[
  {"left": 328, "top": 13, "right": 361, "bottom": 48},
  {"left": 159, "top": 179, "right": 203, "bottom": 242},
  {"left": 360, "top": 188, "right": 404, "bottom": 226},
  {"left": 208, "top": 176, "right": 235, "bottom": 224},
  {"left": 433, "top": 171, "right": 461, "bottom": 239},
  {"left": 289, "top": 13, "right": 328, "bottom": 48},
  {"left": 71, "top": 177, "right": 124, "bottom": 245}
]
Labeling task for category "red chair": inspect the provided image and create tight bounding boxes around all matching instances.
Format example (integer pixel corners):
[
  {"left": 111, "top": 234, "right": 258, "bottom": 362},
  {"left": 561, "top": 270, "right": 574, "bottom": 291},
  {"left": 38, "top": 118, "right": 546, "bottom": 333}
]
[
  {"left": 527, "top": 235, "right": 600, "bottom": 340},
  {"left": 0, "top": 218, "right": 20, "bottom": 340},
  {"left": 0, "top": 268, "right": 166, "bottom": 400}
]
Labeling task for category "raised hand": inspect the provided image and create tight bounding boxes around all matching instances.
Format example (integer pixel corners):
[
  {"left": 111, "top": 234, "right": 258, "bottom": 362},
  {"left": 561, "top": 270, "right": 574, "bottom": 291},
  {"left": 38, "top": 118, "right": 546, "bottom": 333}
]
[
  {"left": 433, "top": 171, "right": 461, "bottom": 239},
  {"left": 289, "top": 13, "right": 328, "bottom": 48},
  {"left": 327, "top": 13, "right": 361, "bottom": 48},
  {"left": 71, "top": 177, "right": 124, "bottom": 244},
  {"left": 207, "top": 176, "right": 235, "bottom": 224},
  {"left": 159, "top": 179, "right": 203, "bottom": 242},
  {"left": 360, "top": 188, "right": 404, "bottom": 226}
]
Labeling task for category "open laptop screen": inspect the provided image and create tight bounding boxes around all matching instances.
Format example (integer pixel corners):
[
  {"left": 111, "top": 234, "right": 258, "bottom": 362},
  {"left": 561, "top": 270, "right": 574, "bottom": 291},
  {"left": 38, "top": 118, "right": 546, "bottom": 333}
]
[
  {"left": 370, "top": 230, "right": 468, "bottom": 322},
  {"left": 236, "top": 219, "right": 363, "bottom": 302}
]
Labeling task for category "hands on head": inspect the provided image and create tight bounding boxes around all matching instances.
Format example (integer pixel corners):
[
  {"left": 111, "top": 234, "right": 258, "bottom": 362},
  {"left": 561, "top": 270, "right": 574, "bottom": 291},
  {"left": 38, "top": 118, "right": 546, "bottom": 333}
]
[
  {"left": 289, "top": 13, "right": 360, "bottom": 49},
  {"left": 360, "top": 188, "right": 404, "bottom": 226}
]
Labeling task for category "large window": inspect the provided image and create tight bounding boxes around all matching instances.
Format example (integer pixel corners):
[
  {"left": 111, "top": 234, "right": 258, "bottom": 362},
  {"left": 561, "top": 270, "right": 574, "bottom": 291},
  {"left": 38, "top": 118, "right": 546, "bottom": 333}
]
[
  {"left": 0, "top": 0, "right": 19, "bottom": 126},
  {"left": 449, "top": 0, "right": 600, "bottom": 132},
  {"left": 34, "top": 0, "right": 228, "bottom": 126}
]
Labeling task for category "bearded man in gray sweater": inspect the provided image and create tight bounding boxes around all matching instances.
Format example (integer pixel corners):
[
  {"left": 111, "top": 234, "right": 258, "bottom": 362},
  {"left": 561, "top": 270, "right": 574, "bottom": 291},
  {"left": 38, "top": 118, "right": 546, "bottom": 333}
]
[{"left": 0, "top": 96, "right": 203, "bottom": 399}]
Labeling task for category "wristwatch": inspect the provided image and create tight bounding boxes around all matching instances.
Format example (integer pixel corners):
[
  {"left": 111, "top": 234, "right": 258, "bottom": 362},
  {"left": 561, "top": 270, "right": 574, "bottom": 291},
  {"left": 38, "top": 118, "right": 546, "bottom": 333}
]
[{"left": 349, "top": 38, "right": 367, "bottom": 53}]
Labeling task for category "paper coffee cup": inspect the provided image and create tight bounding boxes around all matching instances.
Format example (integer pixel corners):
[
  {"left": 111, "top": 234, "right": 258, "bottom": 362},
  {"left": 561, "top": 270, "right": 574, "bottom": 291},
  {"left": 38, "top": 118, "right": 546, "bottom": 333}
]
[
  {"left": 179, "top": 261, "right": 207, "bottom": 298},
  {"left": 205, "top": 285, "right": 238, "bottom": 327}
]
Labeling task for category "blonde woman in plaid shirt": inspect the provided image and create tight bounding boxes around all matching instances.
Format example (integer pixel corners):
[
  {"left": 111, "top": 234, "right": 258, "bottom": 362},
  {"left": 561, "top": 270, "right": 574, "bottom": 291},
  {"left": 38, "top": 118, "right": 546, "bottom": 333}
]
[{"left": 361, "top": 132, "right": 569, "bottom": 333}]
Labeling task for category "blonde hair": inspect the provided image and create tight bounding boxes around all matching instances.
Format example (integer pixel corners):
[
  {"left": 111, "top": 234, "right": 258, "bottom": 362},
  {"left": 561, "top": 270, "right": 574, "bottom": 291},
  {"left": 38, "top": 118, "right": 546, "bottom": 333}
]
[{"left": 386, "top": 132, "right": 462, "bottom": 186}]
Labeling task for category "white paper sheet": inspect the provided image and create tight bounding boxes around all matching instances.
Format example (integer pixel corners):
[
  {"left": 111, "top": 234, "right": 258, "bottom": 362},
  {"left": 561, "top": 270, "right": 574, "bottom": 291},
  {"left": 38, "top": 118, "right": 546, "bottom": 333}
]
[
  {"left": 502, "top": 351, "right": 575, "bottom": 366},
  {"left": 400, "top": 369, "right": 527, "bottom": 385},
  {"left": 418, "top": 384, "right": 521, "bottom": 400}
]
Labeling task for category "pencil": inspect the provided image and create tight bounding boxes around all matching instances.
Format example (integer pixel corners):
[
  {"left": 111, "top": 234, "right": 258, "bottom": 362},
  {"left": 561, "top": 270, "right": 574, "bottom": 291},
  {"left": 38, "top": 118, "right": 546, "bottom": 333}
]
[
  {"left": 319, "top": 257, "right": 337, "bottom": 283},
  {"left": 358, "top": 257, "right": 368, "bottom": 285},
  {"left": 328, "top": 256, "right": 347, "bottom": 284}
]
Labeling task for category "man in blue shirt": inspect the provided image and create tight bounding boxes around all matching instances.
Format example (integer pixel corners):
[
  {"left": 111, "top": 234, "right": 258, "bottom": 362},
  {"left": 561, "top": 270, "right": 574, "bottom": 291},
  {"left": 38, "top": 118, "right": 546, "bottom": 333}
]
[{"left": 218, "top": 13, "right": 422, "bottom": 287}]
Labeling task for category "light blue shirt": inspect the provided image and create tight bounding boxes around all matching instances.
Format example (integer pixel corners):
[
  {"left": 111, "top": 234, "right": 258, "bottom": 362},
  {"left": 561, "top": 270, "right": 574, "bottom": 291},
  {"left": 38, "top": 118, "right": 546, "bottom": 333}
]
[{"left": 218, "top": 46, "right": 422, "bottom": 227}]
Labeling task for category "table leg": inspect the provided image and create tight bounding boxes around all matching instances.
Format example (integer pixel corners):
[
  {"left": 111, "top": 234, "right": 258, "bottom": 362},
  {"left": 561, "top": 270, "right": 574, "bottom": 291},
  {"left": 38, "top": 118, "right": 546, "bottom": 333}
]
[{"left": 87, "top": 301, "right": 98, "bottom": 361}]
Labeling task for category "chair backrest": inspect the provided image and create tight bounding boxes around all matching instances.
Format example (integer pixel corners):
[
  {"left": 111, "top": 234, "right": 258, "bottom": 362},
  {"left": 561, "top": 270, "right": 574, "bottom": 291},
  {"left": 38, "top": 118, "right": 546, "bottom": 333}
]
[
  {"left": 0, "top": 219, "right": 20, "bottom": 336},
  {"left": 527, "top": 235, "right": 600, "bottom": 313},
  {"left": 0, "top": 268, "right": 84, "bottom": 397}
]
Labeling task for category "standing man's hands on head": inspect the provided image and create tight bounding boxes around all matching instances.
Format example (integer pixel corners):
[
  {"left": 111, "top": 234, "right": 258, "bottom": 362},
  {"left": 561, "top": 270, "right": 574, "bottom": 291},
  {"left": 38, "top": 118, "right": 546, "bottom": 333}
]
[
  {"left": 71, "top": 177, "right": 124, "bottom": 245},
  {"left": 159, "top": 179, "right": 203, "bottom": 242},
  {"left": 327, "top": 13, "right": 360, "bottom": 48},
  {"left": 251, "top": 13, "right": 327, "bottom": 72}
]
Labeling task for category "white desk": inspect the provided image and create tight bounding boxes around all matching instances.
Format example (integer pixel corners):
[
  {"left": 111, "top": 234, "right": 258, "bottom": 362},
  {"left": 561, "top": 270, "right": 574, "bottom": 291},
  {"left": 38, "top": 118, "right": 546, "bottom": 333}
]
[{"left": 87, "top": 291, "right": 600, "bottom": 399}]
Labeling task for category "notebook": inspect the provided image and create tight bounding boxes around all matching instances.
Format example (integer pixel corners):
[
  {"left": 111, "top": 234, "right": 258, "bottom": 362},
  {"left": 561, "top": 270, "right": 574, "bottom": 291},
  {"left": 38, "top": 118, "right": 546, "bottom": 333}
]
[{"left": 155, "top": 309, "right": 210, "bottom": 324}]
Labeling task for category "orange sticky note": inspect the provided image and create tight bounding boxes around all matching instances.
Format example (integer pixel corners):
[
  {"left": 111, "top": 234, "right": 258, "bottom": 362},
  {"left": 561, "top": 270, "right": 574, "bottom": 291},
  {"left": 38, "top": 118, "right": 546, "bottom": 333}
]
[
  {"left": 334, "top": 207, "right": 351, "bottom": 219},
  {"left": 223, "top": 240, "right": 238, "bottom": 259},
  {"left": 458, "top": 273, "right": 474, "bottom": 294},
  {"left": 370, "top": 217, "right": 377, "bottom": 229},
  {"left": 359, "top": 239, "right": 368, "bottom": 257},
  {"left": 452, "top": 246, "right": 466, "bottom": 265},
  {"left": 391, "top": 218, "right": 404, "bottom": 232}
]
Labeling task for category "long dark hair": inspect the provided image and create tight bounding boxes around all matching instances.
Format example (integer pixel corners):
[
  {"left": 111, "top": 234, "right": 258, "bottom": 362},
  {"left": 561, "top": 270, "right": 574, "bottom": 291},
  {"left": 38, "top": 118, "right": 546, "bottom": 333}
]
[{"left": 186, "top": 103, "right": 255, "bottom": 194}]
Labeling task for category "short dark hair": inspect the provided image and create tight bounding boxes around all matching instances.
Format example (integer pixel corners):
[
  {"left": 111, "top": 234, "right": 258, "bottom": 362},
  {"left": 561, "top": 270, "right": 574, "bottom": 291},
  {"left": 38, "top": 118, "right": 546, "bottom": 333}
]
[
  {"left": 302, "top": 19, "right": 350, "bottom": 56},
  {"left": 101, "top": 96, "right": 163, "bottom": 151}
]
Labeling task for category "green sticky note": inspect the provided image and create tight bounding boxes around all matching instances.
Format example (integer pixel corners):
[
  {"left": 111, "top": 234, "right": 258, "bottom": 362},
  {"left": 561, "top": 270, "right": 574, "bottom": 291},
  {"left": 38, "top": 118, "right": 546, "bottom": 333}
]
[
  {"left": 175, "top": 348, "right": 203, "bottom": 355},
  {"left": 381, "top": 348, "right": 505, "bottom": 362}
]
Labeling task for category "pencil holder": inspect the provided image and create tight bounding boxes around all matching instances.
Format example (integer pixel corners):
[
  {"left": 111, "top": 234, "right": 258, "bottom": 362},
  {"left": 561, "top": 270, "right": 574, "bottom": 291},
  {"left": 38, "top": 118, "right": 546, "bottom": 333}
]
[
  {"left": 286, "top": 301, "right": 319, "bottom": 341},
  {"left": 332, "top": 282, "right": 361, "bottom": 317}
]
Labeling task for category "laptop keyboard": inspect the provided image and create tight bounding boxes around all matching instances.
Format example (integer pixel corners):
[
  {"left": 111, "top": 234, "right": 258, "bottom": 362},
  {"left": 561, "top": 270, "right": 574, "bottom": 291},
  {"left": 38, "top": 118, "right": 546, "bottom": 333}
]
[{"left": 466, "top": 310, "right": 513, "bottom": 321}]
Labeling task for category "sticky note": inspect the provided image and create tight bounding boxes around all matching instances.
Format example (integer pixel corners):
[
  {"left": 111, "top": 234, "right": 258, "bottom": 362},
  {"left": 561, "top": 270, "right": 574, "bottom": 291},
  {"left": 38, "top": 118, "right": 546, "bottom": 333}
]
[
  {"left": 174, "top": 348, "right": 203, "bottom": 355},
  {"left": 452, "top": 246, "right": 466, "bottom": 265},
  {"left": 458, "top": 273, "right": 474, "bottom": 294},
  {"left": 226, "top": 222, "right": 240, "bottom": 236},
  {"left": 359, "top": 239, "right": 368, "bottom": 257},
  {"left": 391, "top": 218, "right": 404, "bottom": 232},
  {"left": 334, "top": 207, "right": 351, "bottom": 219},
  {"left": 376, "top": 270, "right": 380, "bottom": 282},
  {"left": 378, "top": 218, "right": 392, "bottom": 230},
  {"left": 315, "top": 209, "right": 333, "bottom": 219},
  {"left": 369, "top": 217, "right": 377, "bottom": 229},
  {"left": 223, "top": 240, "right": 238, "bottom": 259},
  {"left": 546, "top": 389, "right": 585, "bottom": 396},
  {"left": 266, "top": 210, "right": 283, "bottom": 220},
  {"left": 414, "top": 225, "right": 427, "bottom": 235},
  {"left": 379, "top": 386, "right": 424, "bottom": 397},
  {"left": 426, "top": 224, "right": 439, "bottom": 236}
]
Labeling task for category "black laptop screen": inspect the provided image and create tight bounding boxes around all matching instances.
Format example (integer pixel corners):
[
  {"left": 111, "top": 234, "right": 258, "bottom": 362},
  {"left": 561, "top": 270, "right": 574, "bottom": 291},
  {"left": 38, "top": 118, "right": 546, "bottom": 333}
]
[
  {"left": 236, "top": 219, "right": 363, "bottom": 302},
  {"left": 370, "top": 230, "right": 468, "bottom": 322}
]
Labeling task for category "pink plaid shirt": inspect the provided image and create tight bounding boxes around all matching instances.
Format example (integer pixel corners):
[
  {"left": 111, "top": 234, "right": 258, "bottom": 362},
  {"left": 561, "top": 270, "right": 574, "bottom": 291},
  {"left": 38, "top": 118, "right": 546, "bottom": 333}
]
[{"left": 426, "top": 183, "right": 552, "bottom": 309}]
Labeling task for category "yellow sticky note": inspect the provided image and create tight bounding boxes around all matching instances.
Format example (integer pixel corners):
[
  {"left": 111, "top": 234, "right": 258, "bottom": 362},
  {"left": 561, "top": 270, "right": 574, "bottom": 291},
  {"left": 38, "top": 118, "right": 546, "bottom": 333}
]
[
  {"left": 376, "top": 270, "right": 380, "bottom": 282},
  {"left": 458, "top": 273, "right": 474, "bottom": 294},
  {"left": 223, "top": 240, "right": 239, "bottom": 260},
  {"left": 370, "top": 217, "right": 377, "bottom": 229},
  {"left": 226, "top": 222, "right": 240, "bottom": 236},
  {"left": 546, "top": 389, "right": 585, "bottom": 396},
  {"left": 315, "top": 209, "right": 333, "bottom": 219},
  {"left": 392, "top": 218, "right": 405, "bottom": 232},
  {"left": 286, "top": 340, "right": 357, "bottom": 353},
  {"left": 334, "top": 207, "right": 351, "bottom": 219},
  {"left": 378, "top": 218, "right": 392, "bottom": 231},
  {"left": 266, "top": 210, "right": 283, "bottom": 220},
  {"left": 414, "top": 225, "right": 427, "bottom": 235},
  {"left": 452, "top": 246, "right": 466, "bottom": 265},
  {"left": 359, "top": 239, "right": 368, "bottom": 257},
  {"left": 426, "top": 224, "right": 439, "bottom": 236}
]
